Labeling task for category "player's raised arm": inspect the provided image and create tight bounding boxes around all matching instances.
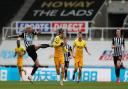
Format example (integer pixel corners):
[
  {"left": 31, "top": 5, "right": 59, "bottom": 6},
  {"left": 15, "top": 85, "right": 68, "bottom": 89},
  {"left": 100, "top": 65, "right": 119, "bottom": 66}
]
[
  {"left": 8, "top": 30, "right": 25, "bottom": 39},
  {"left": 8, "top": 35, "right": 19, "bottom": 38}
]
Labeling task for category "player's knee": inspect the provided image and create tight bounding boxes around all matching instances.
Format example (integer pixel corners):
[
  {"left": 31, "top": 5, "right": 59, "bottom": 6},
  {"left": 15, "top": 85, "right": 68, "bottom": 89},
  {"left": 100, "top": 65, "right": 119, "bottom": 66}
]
[
  {"left": 56, "top": 68, "right": 60, "bottom": 74},
  {"left": 116, "top": 60, "right": 121, "bottom": 68},
  {"left": 79, "top": 69, "right": 82, "bottom": 72},
  {"left": 74, "top": 69, "right": 77, "bottom": 73},
  {"left": 118, "top": 56, "right": 122, "bottom": 60},
  {"left": 35, "top": 63, "right": 40, "bottom": 67},
  {"left": 61, "top": 69, "right": 65, "bottom": 74},
  {"left": 61, "top": 64, "right": 64, "bottom": 68},
  {"left": 65, "top": 67, "right": 67, "bottom": 71},
  {"left": 62, "top": 68, "right": 65, "bottom": 72},
  {"left": 57, "top": 70, "right": 60, "bottom": 75},
  {"left": 79, "top": 67, "right": 82, "bottom": 72},
  {"left": 61, "top": 71, "right": 64, "bottom": 74},
  {"left": 62, "top": 66, "right": 64, "bottom": 70},
  {"left": 35, "top": 61, "right": 40, "bottom": 67}
]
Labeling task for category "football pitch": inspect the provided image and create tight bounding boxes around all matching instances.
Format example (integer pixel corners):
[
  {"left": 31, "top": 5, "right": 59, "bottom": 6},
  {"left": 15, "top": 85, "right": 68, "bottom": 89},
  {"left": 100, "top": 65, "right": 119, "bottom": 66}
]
[{"left": 0, "top": 81, "right": 128, "bottom": 89}]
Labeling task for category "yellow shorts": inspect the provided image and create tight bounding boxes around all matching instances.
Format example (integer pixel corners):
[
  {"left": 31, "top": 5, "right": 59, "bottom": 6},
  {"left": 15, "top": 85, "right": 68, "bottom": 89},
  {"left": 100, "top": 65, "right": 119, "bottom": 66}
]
[
  {"left": 54, "top": 57, "right": 64, "bottom": 68},
  {"left": 74, "top": 58, "right": 83, "bottom": 68},
  {"left": 17, "top": 58, "right": 23, "bottom": 70}
]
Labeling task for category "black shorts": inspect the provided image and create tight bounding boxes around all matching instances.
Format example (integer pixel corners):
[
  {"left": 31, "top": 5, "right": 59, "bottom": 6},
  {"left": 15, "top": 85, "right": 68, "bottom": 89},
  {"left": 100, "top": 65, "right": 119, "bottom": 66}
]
[
  {"left": 113, "top": 55, "right": 122, "bottom": 67},
  {"left": 65, "top": 61, "right": 69, "bottom": 68},
  {"left": 26, "top": 45, "right": 37, "bottom": 62}
]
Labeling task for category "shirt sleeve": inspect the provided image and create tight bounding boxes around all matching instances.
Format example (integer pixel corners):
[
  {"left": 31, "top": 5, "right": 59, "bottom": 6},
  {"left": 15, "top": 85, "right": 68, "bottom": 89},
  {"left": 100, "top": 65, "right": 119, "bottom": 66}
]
[
  {"left": 53, "top": 36, "right": 61, "bottom": 47},
  {"left": 19, "top": 33, "right": 24, "bottom": 38},
  {"left": 112, "top": 38, "right": 114, "bottom": 45}
]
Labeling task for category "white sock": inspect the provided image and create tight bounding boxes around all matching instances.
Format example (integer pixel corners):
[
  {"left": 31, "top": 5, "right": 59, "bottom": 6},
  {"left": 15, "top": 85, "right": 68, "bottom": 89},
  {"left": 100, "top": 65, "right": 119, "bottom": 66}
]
[
  {"left": 29, "top": 75, "right": 33, "bottom": 79},
  {"left": 57, "top": 75, "right": 60, "bottom": 81}
]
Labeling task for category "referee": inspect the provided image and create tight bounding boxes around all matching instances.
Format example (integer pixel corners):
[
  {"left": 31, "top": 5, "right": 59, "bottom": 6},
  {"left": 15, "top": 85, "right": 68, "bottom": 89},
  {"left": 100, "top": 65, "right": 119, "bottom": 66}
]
[
  {"left": 63, "top": 37, "right": 72, "bottom": 81},
  {"left": 112, "top": 29, "right": 125, "bottom": 83}
]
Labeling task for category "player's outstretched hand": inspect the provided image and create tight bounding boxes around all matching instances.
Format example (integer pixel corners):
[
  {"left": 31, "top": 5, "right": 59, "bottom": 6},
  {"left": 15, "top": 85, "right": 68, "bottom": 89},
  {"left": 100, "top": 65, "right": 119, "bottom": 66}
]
[
  {"left": 72, "top": 54, "right": 75, "bottom": 58},
  {"left": 87, "top": 52, "right": 91, "bottom": 55}
]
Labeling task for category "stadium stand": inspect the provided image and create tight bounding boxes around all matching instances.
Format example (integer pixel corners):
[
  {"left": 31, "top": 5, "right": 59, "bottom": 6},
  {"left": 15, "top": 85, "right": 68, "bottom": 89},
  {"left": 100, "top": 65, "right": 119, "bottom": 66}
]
[{"left": 0, "top": 0, "right": 25, "bottom": 30}]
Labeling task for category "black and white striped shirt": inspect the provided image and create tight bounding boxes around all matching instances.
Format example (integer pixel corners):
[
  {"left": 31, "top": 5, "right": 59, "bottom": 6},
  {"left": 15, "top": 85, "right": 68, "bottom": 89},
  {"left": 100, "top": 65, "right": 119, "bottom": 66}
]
[
  {"left": 112, "top": 37, "right": 125, "bottom": 56},
  {"left": 20, "top": 32, "right": 36, "bottom": 48},
  {"left": 64, "top": 44, "right": 72, "bottom": 62}
]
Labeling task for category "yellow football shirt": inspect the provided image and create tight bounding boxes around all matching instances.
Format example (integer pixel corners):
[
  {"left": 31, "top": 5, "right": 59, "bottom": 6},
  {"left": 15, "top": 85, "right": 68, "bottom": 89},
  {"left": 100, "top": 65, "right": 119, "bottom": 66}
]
[
  {"left": 53, "top": 36, "right": 67, "bottom": 58},
  {"left": 73, "top": 39, "right": 87, "bottom": 59},
  {"left": 15, "top": 45, "right": 25, "bottom": 58}
]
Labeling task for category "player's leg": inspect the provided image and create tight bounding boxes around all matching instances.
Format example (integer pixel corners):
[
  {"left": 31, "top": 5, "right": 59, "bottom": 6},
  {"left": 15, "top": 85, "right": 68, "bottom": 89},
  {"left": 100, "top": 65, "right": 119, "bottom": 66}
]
[
  {"left": 54, "top": 58, "right": 60, "bottom": 81},
  {"left": 27, "top": 45, "right": 39, "bottom": 81},
  {"left": 113, "top": 56, "right": 118, "bottom": 81},
  {"left": 60, "top": 63, "right": 65, "bottom": 86},
  {"left": 18, "top": 65, "right": 26, "bottom": 80},
  {"left": 60, "top": 57, "right": 65, "bottom": 86},
  {"left": 114, "top": 56, "right": 121, "bottom": 83},
  {"left": 120, "top": 55, "right": 125, "bottom": 69},
  {"left": 116, "top": 56, "right": 122, "bottom": 83},
  {"left": 17, "top": 58, "right": 25, "bottom": 81},
  {"left": 35, "top": 44, "right": 51, "bottom": 51},
  {"left": 77, "top": 59, "right": 83, "bottom": 83},
  {"left": 64, "top": 61, "right": 69, "bottom": 80},
  {"left": 31, "top": 59, "right": 40, "bottom": 76},
  {"left": 18, "top": 66, "right": 24, "bottom": 81},
  {"left": 72, "top": 62, "right": 78, "bottom": 81},
  {"left": 78, "top": 66, "right": 82, "bottom": 83}
]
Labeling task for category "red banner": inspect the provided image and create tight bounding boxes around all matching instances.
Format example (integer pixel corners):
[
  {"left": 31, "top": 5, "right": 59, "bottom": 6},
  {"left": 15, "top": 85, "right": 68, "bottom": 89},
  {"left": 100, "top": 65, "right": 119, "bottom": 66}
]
[{"left": 52, "top": 22, "right": 86, "bottom": 33}]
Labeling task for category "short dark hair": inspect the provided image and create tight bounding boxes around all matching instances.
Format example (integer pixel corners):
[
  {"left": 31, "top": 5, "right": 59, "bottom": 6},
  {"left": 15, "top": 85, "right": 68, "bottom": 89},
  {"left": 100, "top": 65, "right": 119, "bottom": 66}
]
[
  {"left": 17, "top": 39, "right": 20, "bottom": 46},
  {"left": 58, "top": 28, "right": 64, "bottom": 34},
  {"left": 78, "top": 31, "right": 82, "bottom": 35}
]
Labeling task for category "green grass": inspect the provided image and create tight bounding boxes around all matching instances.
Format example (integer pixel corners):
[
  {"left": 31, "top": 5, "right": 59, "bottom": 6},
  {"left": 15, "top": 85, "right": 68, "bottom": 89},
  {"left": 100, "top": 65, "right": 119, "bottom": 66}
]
[{"left": 0, "top": 81, "right": 128, "bottom": 89}]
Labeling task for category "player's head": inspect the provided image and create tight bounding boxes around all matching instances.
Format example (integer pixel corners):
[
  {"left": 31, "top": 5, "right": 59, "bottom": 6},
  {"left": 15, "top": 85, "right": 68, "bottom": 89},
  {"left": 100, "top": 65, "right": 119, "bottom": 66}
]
[
  {"left": 17, "top": 38, "right": 20, "bottom": 48},
  {"left": 58, "top": 28, "right": 64, "bottom": 38},
  {"left": 25, "top": 26, "right": 33, "bottom": 33},
  {"left": 116, "top": 28, "right": 121, "bottom": 37},
  {"left": 64, "top": 36, "right": 68, "bottom": 45},
  {"left": 78, "top": 31, "right": 82, "bottom": 40}
]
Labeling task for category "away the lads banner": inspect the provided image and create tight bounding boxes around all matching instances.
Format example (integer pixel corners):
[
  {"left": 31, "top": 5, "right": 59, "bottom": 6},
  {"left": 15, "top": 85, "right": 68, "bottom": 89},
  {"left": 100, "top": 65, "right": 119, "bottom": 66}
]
[{"left": 22, "top": 0, "right": 105, "bottom": 21}]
